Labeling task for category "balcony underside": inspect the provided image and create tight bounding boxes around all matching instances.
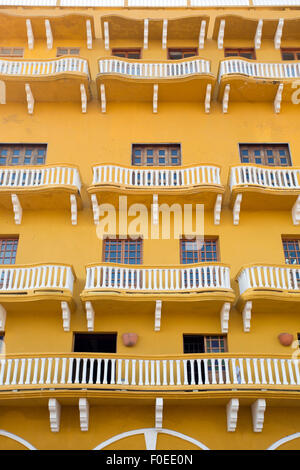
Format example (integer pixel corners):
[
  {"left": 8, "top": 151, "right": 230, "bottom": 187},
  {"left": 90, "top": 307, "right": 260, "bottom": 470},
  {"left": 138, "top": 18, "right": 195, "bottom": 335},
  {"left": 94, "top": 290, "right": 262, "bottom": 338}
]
[
  {"left": 97, "top": 75, "right": 215, "bottom": 102},
  {"left": 213, "top": 15, "right": 300, "bottom": 42},
  {"left": 230, "top": 187, "right": 300, "bottom": 210},
  {"left": 0, "top": 293, "right": 74, "bottom": 315},
  {"left": 237, "top": 289, "right": 300, "bottom": 315},
  {"left": 1, "top": 391, "right": 300, "bottom": 407},
  {"left": 0, "top": 186, "right": 82, "bottom": 211},
  {"left": 88, "top": 185, "right": 224, "bottom": 209},
  {"left": 213, "top": 15, "right": 278, "bottom": 41},
  {"left": 0, "top": 13, "right": 95, "bottom": 41},
  {"left": 101, "top": 15, "right": 209, "bottom": 41},
  {"left": 81, "top": 290, "right": 235, "bottom": 312},
  {"left": 2, "top": 74, "right": 90, "bottom": 102},
  {"left": 219, "top": 76, "right": 295, "bottom": 102}
]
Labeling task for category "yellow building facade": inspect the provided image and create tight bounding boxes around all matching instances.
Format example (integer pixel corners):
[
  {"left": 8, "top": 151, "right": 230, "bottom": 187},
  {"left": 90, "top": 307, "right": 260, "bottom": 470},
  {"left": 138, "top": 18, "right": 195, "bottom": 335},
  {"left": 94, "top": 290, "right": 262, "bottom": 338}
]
[{"left": 1, "top": 0, "right": 300, "bottom": 451}]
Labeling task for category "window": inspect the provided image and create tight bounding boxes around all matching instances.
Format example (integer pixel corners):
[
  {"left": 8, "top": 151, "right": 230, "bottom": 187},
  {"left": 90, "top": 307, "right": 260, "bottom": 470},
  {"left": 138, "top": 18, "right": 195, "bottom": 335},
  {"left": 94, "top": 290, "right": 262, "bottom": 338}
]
[
  {"left": 0, "top": 238, "right": 18, "bottom": 265},
  {"left": 56, "top": 47, "right": 80, "bottom": 57},
  {"left": 112, "top": 49, "right": 141, "bottom": 59},
  {"left": 183, "top": 334, "right": 227, "bottom": 384},
  {"left": 72, "top": 333, "right": 117, "bottom": 384},
  {"left": 103, "top": 238, "right": 142, "bottom": 264},
  {"left": 282, "top": 238, "right": 300, "bottom": 265},
  {"left": 0, "top": 238, "right": 18, "bottom": 289},
  {"left": 0, "top": 144, "right": 47, "bottom": 166},
  {"left": 224, "top": 48, "right": 256, "bottom": 60},
  {"left": 0, "top": 47, "right": 23, "bottom": 57},
  {"left": 183, "top": 334, "right": 227, "bottom": 353},
  {"left": 239, "top": 144, "right": 291, "bottom": 166},
  {"left": 132, "top": 144, "right": 181, "bottom": 166},
  {"left": 281, "top": 49, "right": 300, "bottom": 61},
  {"left": 180, "top": 238, "right": 219, "bottom": 264},
  {"left": 168, "top": 48, "right": 198, "bottom": 60},
  {"left": 74, "top": 333, "right": 117, "bottom": 353}
]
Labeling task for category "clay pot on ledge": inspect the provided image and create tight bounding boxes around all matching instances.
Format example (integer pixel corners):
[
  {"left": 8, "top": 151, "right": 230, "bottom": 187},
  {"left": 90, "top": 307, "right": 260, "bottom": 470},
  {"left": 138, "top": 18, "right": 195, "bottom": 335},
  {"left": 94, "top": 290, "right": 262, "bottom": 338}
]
[
  {"left": 122, "top": 333, "right": 138, "bottom": 347},
  {"left": 278, "top": 333, "right": 293, "bottom": 346}
]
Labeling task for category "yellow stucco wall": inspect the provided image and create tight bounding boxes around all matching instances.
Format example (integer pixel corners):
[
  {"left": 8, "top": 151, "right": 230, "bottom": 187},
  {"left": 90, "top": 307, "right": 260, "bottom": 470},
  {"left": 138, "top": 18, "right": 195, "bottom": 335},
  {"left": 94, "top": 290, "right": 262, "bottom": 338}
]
[{"left": 0, "top": 4, "right": 300, "bottom": 450}]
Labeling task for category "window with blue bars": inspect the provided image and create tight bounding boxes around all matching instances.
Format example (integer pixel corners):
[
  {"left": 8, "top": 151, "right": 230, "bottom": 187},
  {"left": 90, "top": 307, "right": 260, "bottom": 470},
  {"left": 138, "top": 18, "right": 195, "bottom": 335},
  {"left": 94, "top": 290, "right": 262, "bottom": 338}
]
[
  {"left": 103, "top": 238, "right": 142, "bottom": 265},
  {"left": 0, "top": 238, "right": 18, "bottom": 289},
  {"left": 0, "top": 144, "right": 47, "bottom": 166},
  {"left": 132, "top": 144, "right": 181, "bottom": 166},
  {"left": 283, "top": 238, "right": 300, "bottom": 285},
  {"left": 239, "top": 144, "right": 291, "bottom": 166},
  {"left": 180, "top": 239, "right": 218, "bottom": 264}
]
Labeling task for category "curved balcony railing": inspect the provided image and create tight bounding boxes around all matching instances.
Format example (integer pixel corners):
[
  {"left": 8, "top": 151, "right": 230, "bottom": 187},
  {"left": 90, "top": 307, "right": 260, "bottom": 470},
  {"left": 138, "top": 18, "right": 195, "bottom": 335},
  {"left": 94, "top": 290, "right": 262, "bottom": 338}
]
[
  {"left": 219, "top": 58, "right": 300, "bottom": 81},
  {"left": 0, "top": 165, "right": 81, "bottom": 191},
  {"left": 84, "top": 263, "right": 231, "bottom": 292},
  {"left": 237, "top": 265, "right": 300, "bottom": 295},
  {"left": 91, "top": 164, "right": 221, "bottom": 189},
  {"left": 0, "top": 353, "right": 299, "bottom": 390},
  {"left": 0, "top": 264, "right": 74, "bottom": 295},
  {"left": 0, "top": 57, "right": 89, "bottom": 77},
  {"left": 230, "top": 166, "right": 300, "bottom": 191},
  {"left": 98, "top": 57, "right": 211, "bottom": 79}
]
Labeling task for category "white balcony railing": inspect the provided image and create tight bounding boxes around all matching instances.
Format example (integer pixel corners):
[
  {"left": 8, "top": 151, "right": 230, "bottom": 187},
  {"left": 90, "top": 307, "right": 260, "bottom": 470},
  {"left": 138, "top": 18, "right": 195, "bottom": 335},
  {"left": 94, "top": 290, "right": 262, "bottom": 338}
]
[
  {"left": 128, "top": 0, "right": 187, "bottom": 5},
  {"left": 191, "top": 0, "right": 249, "bottom": 4},
  {"left": 230, "top": 166, "right": 300, "bottom": 191},
  {"left": 0, "top": 354, "right": 299, "bottom": 389},
  {"left": 238, "top": 265, "right": 300, "bottom": 295},
  {"left": 0, "top": 265, "right": 74, "bottom": 294},
  {"left": 0, "top": 0, "right": 57, "bottom": 4},
  {"left": 84, "top": 264, "right": 231, "bottom": 292},
  {"left": 98, "top": 58, "right": 211, "bottom": 79},
  {"left": 219, "top": 59, "right": 300, "bottom": 81},
  {"left": 0, "top": 166, "right": 81, "bottom": 192},
  {"left": 60, "top": 0, "right": 124, "bottom": 5},
  {"left": 0, "top": 58, "right": 89, "bottom": 77},
  {"left": 253, "top": 0, "right": 300, "bottom": 5},
  {"left": 92, "top": 165, "right": 221, "bottom": 188}
]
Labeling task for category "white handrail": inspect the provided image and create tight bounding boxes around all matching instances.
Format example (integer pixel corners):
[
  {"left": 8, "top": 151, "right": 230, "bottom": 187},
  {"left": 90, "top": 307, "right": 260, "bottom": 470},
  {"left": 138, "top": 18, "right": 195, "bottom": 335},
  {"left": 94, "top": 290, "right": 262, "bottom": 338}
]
[
  {"left": 238, "top": 265, "right": 300, "bottom": 295},
  {"left": 85, "top": 264, "right": 231, "bottom": 291},
  {"left": 98, "top": 58, "right": 211, "bottom": 78},
  {"left": 0, "top": 167, "right": 81, "bottom": 191},
  {"left": 92, "top": 165, "right": 221, "bottom": 188},
  {"left": 219, "top": 59, "right": 300, "bottom": 82},
  {"left": 0, "top": 265, "right": 74, "bottom": 293},
  {"left": 0, "top": 355, "right": 298, "bottom": 388},
  {"left": 0, "top": 58, "right": 89, "bottom": 77},
  {"left": 230, "top": 166, "right": 300, "bottom": 191}
]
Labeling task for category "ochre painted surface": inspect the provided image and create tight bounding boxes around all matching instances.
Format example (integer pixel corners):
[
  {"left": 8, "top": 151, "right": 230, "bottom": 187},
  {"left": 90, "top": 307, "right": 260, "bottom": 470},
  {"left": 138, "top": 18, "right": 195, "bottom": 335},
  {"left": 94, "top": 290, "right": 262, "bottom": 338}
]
[{"left": 0, "top": 4, "right": 300, "bottom": 450}]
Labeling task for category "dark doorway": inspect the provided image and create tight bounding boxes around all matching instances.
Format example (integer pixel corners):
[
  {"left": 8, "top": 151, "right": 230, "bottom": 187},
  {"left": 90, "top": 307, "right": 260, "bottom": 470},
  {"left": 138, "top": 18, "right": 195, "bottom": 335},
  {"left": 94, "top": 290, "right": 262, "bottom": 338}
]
[{"left": 72, "top": 333, "right": 117, "bottom": 385}]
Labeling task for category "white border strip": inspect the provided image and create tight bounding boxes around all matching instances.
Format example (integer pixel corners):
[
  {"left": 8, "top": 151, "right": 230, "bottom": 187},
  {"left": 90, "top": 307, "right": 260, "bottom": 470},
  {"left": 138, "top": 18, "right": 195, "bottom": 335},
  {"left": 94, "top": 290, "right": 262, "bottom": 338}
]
[
  {"left": 0, "top": 430, "right": 37, "bottom": 450},
  {"left": 267, "top": 432, "right": 300, "bottom": 450},
  {"left": 93, "top": 428, "right": 210, "bottom": 450}
]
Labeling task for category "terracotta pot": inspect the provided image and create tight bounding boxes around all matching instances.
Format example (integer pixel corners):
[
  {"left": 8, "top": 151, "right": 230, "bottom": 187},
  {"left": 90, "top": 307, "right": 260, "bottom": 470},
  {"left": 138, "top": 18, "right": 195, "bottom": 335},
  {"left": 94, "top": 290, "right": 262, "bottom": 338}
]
[
  {"left": 122, "top": 333, "right": 138, "bottom": 347},
  {"left": 278, "top": 333, "right": 293, "bottom": 346}
]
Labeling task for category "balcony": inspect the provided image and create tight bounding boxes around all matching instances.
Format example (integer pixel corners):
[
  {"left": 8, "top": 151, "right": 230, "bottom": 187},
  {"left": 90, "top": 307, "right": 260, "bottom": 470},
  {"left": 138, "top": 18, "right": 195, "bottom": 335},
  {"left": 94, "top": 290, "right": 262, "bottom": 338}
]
[
  {"left": 80, "top": 262, "right": 234, "bottom": 332},
  {"left": 213, "top": 16, "right": 300, "bottom": 46},
  {"left": 0, "top": 353, "right": 299, "bottom": 394},
  {"left": 0, "top": 263, "right": 75, "bottom": 332},
  {"left": 96, "top": 57, "right": 215, "bottom": 111},
  {"left": 229, "top": 165, "right": 300, "bottom": 225},
  {"left": 236, "top": 264, "right": 300, "bottom": 331},
  {"left": 100, "top": 14, "right": 208, "bottom": 45},
  {"left": 0, "top": 12, "right": 94, "bottom": 46},
  {"left": 218, "top": 58, "right": 300, "bottom": 109},
  {"left": 88, "top": 164, "right": 224, "bottom": 224},
  {"left": 0, "top": 165, "right": 82, "bottom": 225},
  {"left": 0, "top": 57, "right": 90, "bottom": 112}
]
